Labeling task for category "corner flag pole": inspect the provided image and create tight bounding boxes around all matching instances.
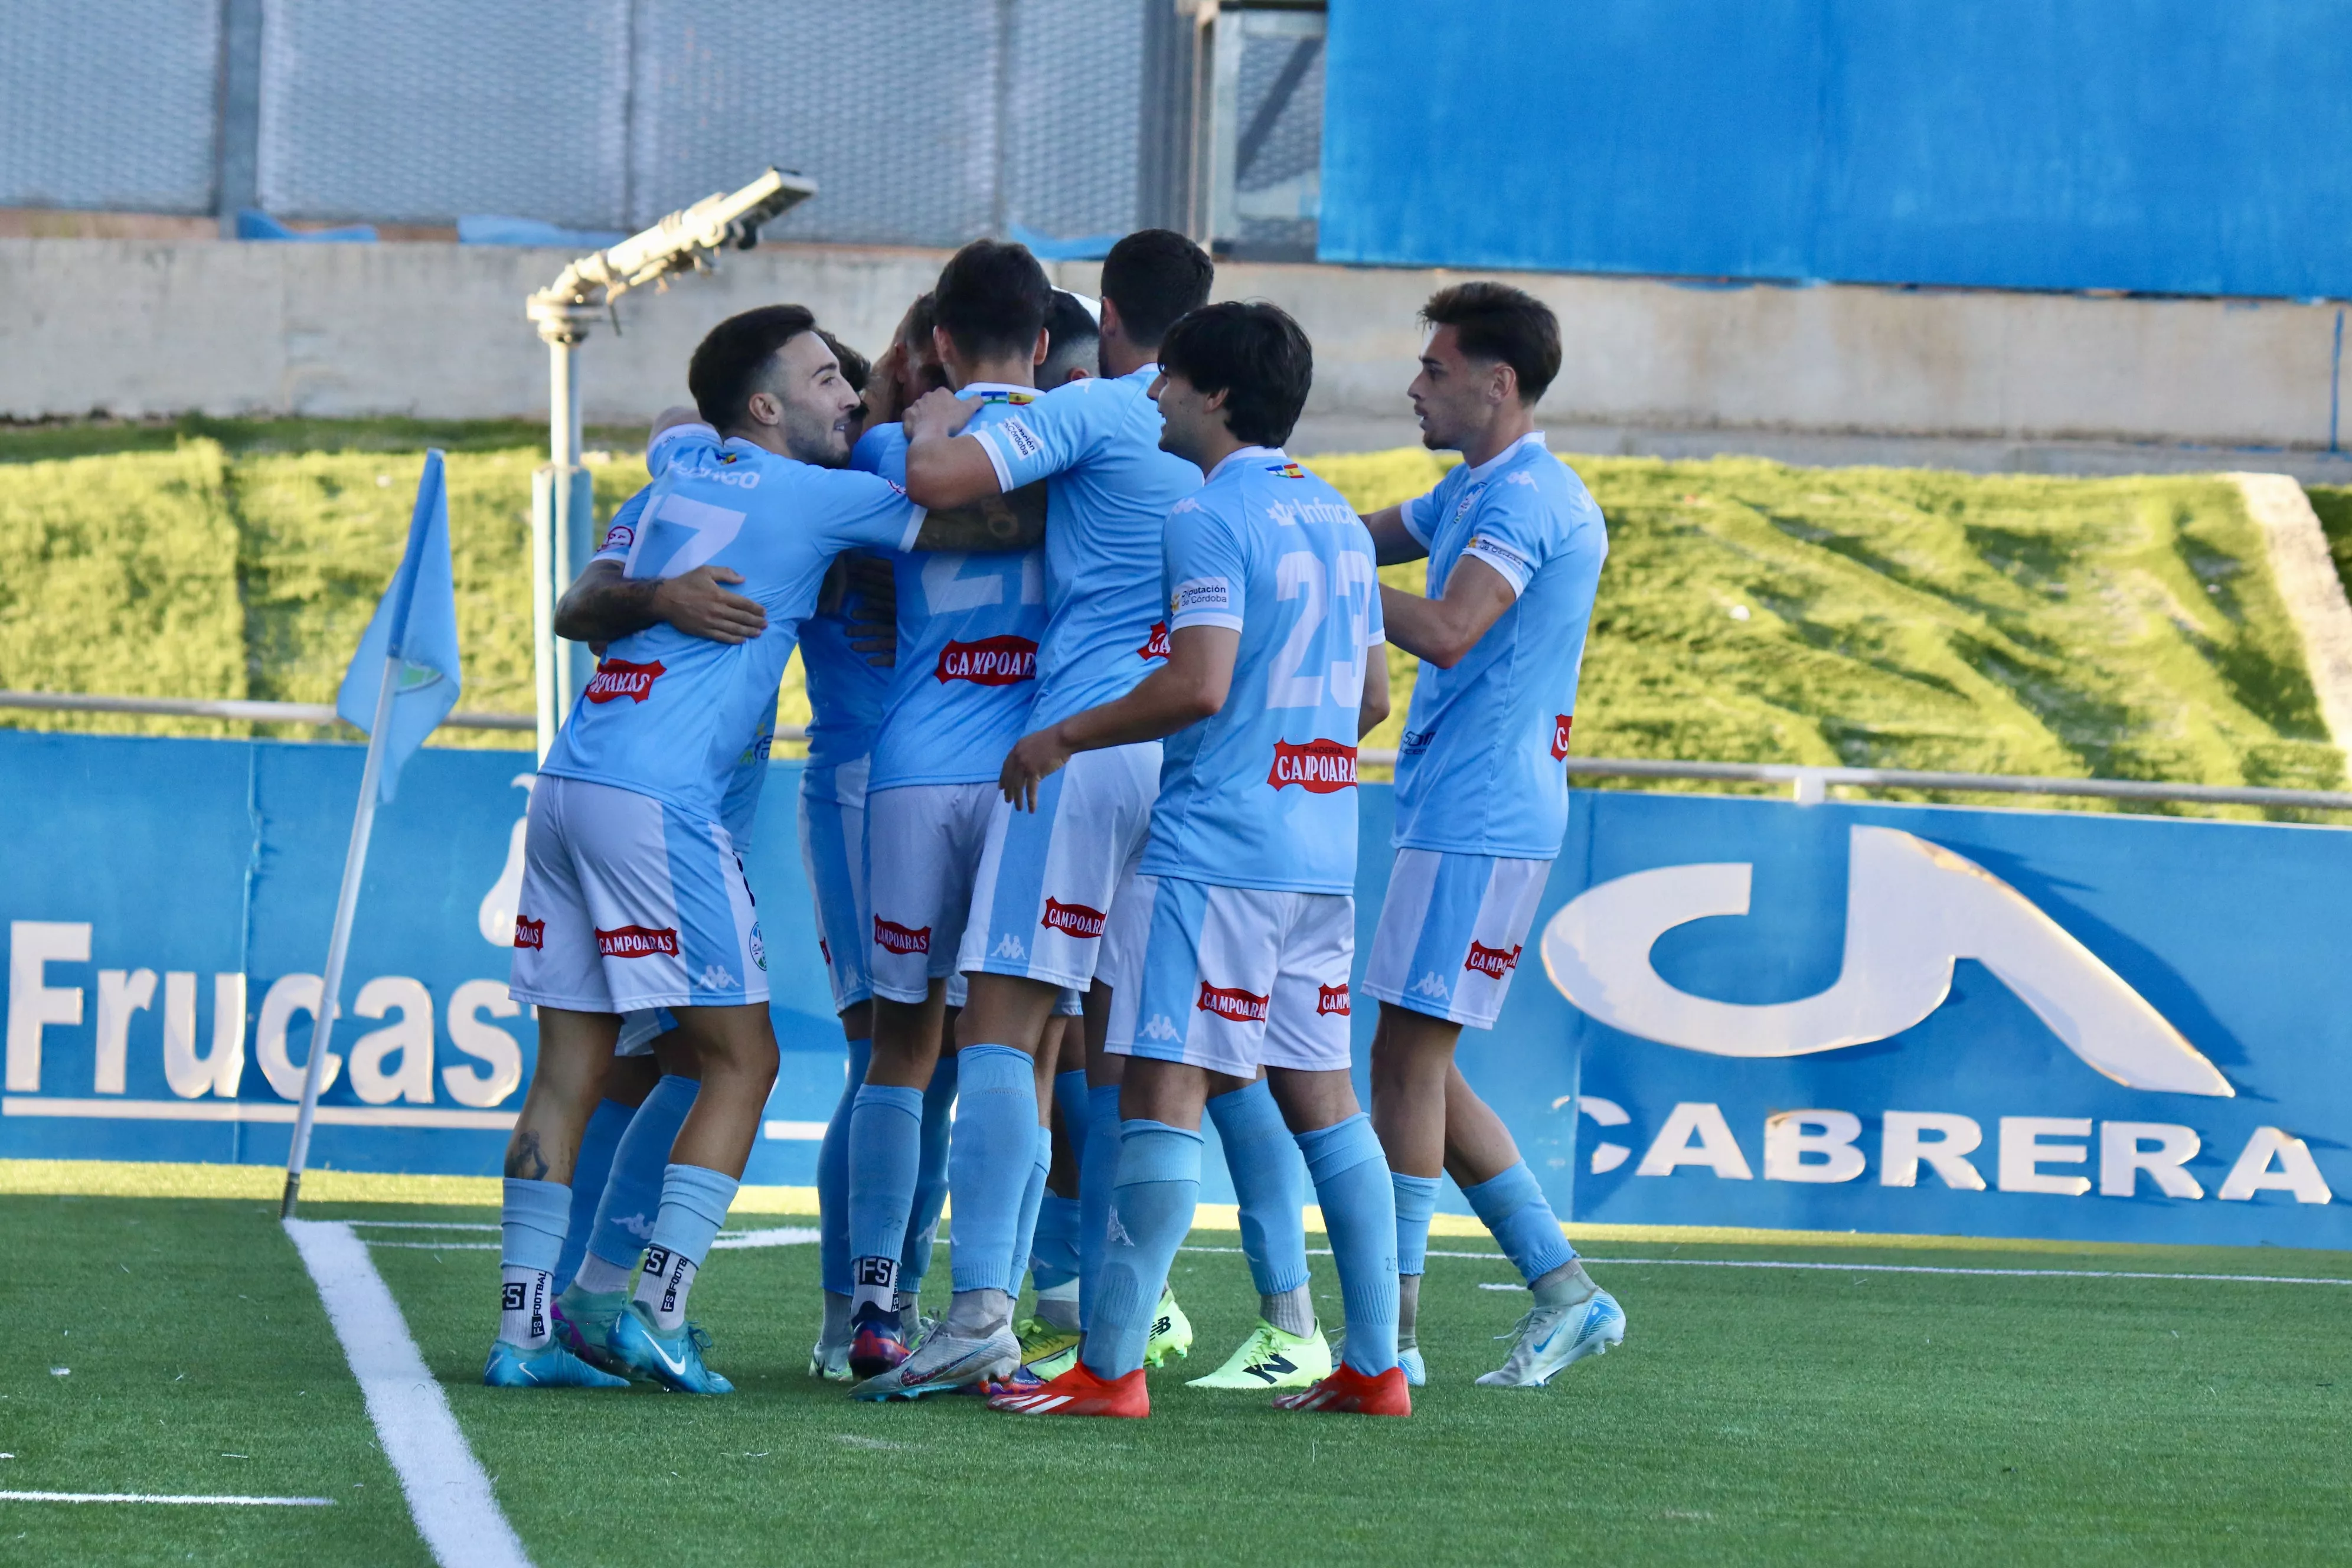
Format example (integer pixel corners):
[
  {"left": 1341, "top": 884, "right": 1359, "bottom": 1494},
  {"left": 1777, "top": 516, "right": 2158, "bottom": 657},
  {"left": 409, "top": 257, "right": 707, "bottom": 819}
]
[{"left": 279, "top": 653, "right": 401, "bottom": 1219}]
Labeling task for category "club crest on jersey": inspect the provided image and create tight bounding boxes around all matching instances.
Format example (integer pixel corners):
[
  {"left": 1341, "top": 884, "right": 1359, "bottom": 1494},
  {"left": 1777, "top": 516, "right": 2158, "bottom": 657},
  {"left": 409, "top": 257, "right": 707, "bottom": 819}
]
[
  {"left": 874, "top": 917, "right": 932, "bottom": 955},
  {"left": 1041, "top": 898, "right": 1106, "bottom": 939},
  {"left": 586, "top": 658, "right": 665, "bottom": 704},
  {"left": 512, "top": 916, "right": 545, "bottom": 950},
  {"left": 1138, "top": 620, "right": 1171, "bottom": 660},
  {"left": 600, "top": 522, "right": 635, "bottom": 552},
  {"left": 596, "top": 924, "right": 680, "bottom": 958},
  {"left": 1316, "top": 982, "right": 1351, "bottom": 1016},
  {"left": 1268, "top": 737, "right": 1358, "bottom": 792},
  {"left": 1196, "top": 982, "right": 1270, "bottom": 1024},
  {"left": 1465, "top": 940, "right": 1523, "bottom": 979},
  {"left": 935, "top": 635, "right": 1037, "bottom": 685},
  {"left": 1551, "top": 714, "right": 1574, "bottom": 760}
]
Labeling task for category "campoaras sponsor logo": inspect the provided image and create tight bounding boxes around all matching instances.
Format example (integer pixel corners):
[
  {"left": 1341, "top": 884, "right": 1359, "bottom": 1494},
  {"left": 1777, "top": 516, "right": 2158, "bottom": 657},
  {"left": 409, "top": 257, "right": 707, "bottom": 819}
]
[
  {"left": 1551, "top": 714, "right": 1574, "bottom": 760},
  {"left": 1267, "top": 737, "right": 1358, "bottom": 792},
  {"left": 512, "top": 916, "right": 545, "bottom": 950},
  {"left": 1195, "top": 982, "right": 1270, "bottom": 1024},
  {"left": 935, "top": 635, "right": 1037, "bottom": 685},
  {"left": 1465, "top": 940, "right": 1523, "bottom": 979},
  {"left": 1316, "top": 982, "right": 1351, "bottom": 1017},
  {"left": 1138, "top": 620, "right": 1171, "bottom": 660},
  {"left": 596, "top": 924, "right": 680, "bottom": 958},
  {"left": 600, "top": 522, "right": 635, "bottom": 552},
  {"left": 586, "top": 658, "right": 665, "bottom": 704},
  {"left": 874, "top": 916, "right": 932, "bottom": 955},
  {"left": 1041, "top": 897, "right": 1107, "bottom": 938}
]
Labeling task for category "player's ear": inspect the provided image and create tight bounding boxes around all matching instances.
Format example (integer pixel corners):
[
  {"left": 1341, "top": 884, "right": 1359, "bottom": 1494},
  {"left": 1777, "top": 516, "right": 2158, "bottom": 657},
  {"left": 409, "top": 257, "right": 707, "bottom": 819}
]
[
  {"left": 745, "top": 388, "right": 783, "bottom": 427},
  {"left": 1492, "top": 360, "right": 1517, "bottom": 407},
  {"left": 1033, "top": 326, "right": 1050, "bottom": 367}
]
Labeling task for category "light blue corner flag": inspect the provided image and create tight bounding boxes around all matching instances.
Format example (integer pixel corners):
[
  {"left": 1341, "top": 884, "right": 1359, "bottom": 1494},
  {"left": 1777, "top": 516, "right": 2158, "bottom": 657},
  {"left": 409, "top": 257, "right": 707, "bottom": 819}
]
[{"left": 335, "top": 450, "right": 462, "bottom": 802}]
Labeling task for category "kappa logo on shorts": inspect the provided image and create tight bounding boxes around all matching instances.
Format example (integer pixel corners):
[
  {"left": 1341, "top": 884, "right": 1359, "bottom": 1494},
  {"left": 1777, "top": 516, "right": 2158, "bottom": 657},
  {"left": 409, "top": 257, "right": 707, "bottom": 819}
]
[
  {"left": 585, "top": 658, "right": 665, "bottom": 704},
  {"left": 1316, "top": 982, "right": 1351, "bottom": 1017},
  {"left": 1138, "top": 620, "right": 1171, "bottom": 661},
  {"left": 1041, "top": 898, "right": 1106, "bottom": 939},
  {"left": 1411, "top": 971, "right": 1452, "bottom": 1001},
  {"left": 597, "top": 925, "right": 679, "bottom": 958},
  {"left": 1195, "top": 982, "right": 1270, "bottom": 1024},
  {"left": 1465, "top": 941, "right": 1523, "bottom": 979},
  {"left": 698, "top": 963, "right": 737, "bottom": 990},
  {"left": 1141, "top": 1014, "right": 1181, "bottom": 1041},
  {"left": 874, "top": 917, "right": 932, "bottom": 955},
  {"left": 512, "top": 916, "right": 545, "bottom": 950},
  {"left": 1551, "top": 714, "right": 1574, "bottom": 761},
  {"left": 600, "top": 521, "right": 635, "bottom": 552},
  {"left": 993, "top": 933, "right": 1027, "bottom": 960},
  {"left": 1268, "top": 738, "right": 1358, "bottom": 793},
  {"left": 935, "top": 635, "right": 1037, "bottom": 685}
]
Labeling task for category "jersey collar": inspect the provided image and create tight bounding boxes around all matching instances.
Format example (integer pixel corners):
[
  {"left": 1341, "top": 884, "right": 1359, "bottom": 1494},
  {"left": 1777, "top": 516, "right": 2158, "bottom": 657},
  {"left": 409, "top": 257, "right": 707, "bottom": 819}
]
[
  {"left": 1206, "top": 444, "right": 1286, "bottom": 483},
  {"left": 1462, "top": 429, "right": 1548, "bottom": 484},
  {"left": 960, "top": 381, "right": 1039, "bottom": 403}
]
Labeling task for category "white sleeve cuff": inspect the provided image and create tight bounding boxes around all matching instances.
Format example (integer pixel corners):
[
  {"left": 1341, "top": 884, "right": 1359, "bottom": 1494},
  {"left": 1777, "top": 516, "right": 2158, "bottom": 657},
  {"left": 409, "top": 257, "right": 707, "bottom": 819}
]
[
  {"left": 646, "top": 421, "right": 710, "bottom": 473},
  {"left": 968, "top": 427, "right": 1016, "bottom": 493},
  {"left": 1168, "top": 610, "right": 1244, "bottom": 633},
  {"left": 1399, "top": 494, "right": 1431, "bottom": 548},
  {"left": 1459, "top": 539, "right": 1531, "bottom": 597},
  {"left": 899, "top": 505, "right": 928, "bottom": 553}
]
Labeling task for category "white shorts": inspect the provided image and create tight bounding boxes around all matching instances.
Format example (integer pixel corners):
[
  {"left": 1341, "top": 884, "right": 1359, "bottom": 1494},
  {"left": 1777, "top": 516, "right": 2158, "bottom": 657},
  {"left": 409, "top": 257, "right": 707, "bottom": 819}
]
[
  {"left": 509, "top": 775, "right": 768, "bottom": 1013},
  {"left": 1105, "top": 875, "right": 1354, "bottom": 1079},
  {"left": 958, "top": 741, "right": 1160, "bottom": 991},
  {"left": 1361, "top": 848, "right": 1550, "bottom": 1030},
  {"left": 800, "top": 759, "right": 873, "bottom": 1014},
  {"left": 864, "top": 781, "right": 997, "bottom": 1004},
  {"left": 616, "top": 1008, "right": 674, "bottom": 1056}
]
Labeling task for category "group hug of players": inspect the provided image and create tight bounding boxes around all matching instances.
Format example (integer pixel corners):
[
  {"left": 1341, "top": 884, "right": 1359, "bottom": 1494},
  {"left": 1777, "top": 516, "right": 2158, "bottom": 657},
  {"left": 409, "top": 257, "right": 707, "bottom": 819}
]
[{"left": 481, "top": 227, "right": 1617, "bottom": 1417}]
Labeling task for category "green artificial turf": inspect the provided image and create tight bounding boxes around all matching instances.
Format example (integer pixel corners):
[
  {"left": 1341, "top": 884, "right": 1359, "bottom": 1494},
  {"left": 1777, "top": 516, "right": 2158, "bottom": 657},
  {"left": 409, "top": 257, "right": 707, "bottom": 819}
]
[{"left": 6, "top": 1193, "right": 2348, "bottom": 1564}]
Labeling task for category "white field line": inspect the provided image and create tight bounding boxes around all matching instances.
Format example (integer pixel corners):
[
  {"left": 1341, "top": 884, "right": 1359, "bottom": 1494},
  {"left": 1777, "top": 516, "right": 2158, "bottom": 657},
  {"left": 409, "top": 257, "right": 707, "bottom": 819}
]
[
  {"left": 369, "top": 1242, "right": 498, "bottom": 1250},
  {"left": 348, "top": 1222, "right": 499, "bottom": 1232},
  {"left": 283, "top": 1220, "right": 532, "bottom": 1568},
  {"left": 1180, "top": 1243, "right": 2352, "bottom": 1286},
  {"left": 0, "top": 1491, "right": 334, "bottom": 1506},
  {"left": 711, "top": 1226, "right": 819, "bottom": 1250},
  {"left": 357, "top": 1226, "right": 818, "bottom": 1253}
]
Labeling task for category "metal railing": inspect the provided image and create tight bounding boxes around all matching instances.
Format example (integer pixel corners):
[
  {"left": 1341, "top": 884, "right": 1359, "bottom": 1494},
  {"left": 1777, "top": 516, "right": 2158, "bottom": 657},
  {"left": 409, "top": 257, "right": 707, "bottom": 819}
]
[{"left": 5, "top": 691, "right": 2344, "bottom": 812}]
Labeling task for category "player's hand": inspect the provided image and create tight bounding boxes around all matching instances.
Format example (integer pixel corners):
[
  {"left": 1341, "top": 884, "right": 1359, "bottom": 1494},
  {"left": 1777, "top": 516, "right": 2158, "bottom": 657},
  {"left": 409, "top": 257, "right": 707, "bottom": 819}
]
[
  {"left": 1000, "top": 725, "right": 1073, "bottom": 812},
  {"left": 651, "top": 566, "right": 766, "bottom": 644},
  {"left": 904, "top": 386, "right": 976, "bottom": 443},
  {"left": 844, "top": 556, "right": 898, "bottom": 667}
]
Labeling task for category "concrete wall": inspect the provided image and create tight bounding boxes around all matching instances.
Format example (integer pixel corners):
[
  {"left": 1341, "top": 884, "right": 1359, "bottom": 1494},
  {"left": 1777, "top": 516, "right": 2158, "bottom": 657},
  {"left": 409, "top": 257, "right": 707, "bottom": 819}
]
[{"left": 3, "top": 237, "right": 2341, "bottom": 454}]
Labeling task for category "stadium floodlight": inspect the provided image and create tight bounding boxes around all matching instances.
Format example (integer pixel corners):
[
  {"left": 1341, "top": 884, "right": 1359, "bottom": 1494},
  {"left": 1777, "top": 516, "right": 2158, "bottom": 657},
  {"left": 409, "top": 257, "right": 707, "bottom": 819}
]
[{"left": 521, "top": 168, "right": 818, "bottom": 756}]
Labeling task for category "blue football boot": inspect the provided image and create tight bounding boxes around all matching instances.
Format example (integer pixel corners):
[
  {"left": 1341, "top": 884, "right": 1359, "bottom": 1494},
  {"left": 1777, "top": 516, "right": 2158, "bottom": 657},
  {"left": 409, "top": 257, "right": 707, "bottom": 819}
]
[
  {"left": 606, "top": 1300, "right": 734, "bottom": 1395},
  {"left": 482, "top": 1337, "right": 629, "bottom": 1390}
]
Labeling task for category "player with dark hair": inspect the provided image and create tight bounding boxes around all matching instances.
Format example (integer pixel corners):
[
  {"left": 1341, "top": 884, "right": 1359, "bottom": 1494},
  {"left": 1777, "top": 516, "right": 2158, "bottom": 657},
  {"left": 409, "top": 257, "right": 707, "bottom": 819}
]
[
  {"left": 991, "top": 300, "right": 1402, "bottom": 1418},
  {"left": 1356, "top": 280, "right": 1622, "bottom": 1388},
  {"left": 1038, "top": 290, "right": 1100, "bottom": 387}
]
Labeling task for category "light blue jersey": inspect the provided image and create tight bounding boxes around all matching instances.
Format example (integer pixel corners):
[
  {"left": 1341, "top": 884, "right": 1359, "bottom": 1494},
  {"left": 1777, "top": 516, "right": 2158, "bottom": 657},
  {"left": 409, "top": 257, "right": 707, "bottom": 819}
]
[
  {"left": 541, "top": 424, "right": 924, "bottom": 821},
  {"left": 1140, "top": 447, "right": 1384, "bottom": 896},
  {"left": 797, "top": 555, "right": 891, "bottom": 791},
  {"left": 1392, "top": 433, "right": 1608, "bottom": 859},
  {"left": 966, "top": 364, "right": 1201, "bottom": 729},
  {"left": 857, "top": 387, "right": 1048, "bottom": 790}
]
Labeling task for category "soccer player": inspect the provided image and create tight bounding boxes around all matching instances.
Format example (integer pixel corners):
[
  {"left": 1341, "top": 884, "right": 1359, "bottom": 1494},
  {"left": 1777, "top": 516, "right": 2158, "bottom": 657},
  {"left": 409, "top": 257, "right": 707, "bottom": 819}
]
[
  {"left": 489, "top": 304, "right": 1019, "bottom": 1393},
  {"left": 990, "top": 302, "right": 1407, "bottom": 1419},
  {"left": 1356, "top": 282, "right": 1623, "bottom": 1387}
]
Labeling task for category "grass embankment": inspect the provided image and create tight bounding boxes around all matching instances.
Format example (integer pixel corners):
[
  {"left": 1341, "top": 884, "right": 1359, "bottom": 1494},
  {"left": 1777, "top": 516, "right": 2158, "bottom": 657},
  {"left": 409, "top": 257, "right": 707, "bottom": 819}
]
[{"left": 2, "top": 419, "right": 2344, "bottom": 805}]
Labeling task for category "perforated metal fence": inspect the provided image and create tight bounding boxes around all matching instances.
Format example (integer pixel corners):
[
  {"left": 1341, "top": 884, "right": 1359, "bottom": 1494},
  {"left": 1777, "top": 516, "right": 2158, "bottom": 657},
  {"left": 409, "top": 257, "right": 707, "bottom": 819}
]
[{"left": 0, "top": 0, "right": 223, "bottom": 213}]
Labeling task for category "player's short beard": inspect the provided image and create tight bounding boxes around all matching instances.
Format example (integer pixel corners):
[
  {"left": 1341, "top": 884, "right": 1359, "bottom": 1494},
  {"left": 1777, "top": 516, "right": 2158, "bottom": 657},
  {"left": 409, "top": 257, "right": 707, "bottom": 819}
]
[{"left": 780, "top": 398, "right": 851, "bottom": 468}]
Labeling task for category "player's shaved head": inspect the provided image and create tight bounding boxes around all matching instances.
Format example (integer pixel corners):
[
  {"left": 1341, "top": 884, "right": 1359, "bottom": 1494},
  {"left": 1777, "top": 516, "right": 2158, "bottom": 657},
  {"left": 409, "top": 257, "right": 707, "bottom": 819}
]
[
  {"left": 690, "top": 303, "right": 821, "bottom": 431},
  {"left": 1421, "top": 282, "right": 1560, "bottom": 405},
  {"left": 933, "top": 239, "right": 1053, "bottom": 362},
  {"left": 1039, "top": 290, "right": 1100, "bottom": 386},
  {"left": 1158, "top": 300, "right": 1313, "bottom": 448},
  {"left": 1100, "top": 229, "right": 1213, "bottom": 350}
]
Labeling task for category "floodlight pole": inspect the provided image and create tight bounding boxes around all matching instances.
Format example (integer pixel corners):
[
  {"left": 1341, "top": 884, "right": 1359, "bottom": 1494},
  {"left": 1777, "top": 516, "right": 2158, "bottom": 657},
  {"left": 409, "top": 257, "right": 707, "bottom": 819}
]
[{"left": 522, "top": 168, "right": 818, "bottom": 758}]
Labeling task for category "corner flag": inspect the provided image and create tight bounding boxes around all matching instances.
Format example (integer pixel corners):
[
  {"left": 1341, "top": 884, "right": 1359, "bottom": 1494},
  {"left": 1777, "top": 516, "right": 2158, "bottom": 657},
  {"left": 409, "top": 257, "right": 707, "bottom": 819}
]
[{"left": 335, "top": 449, "right": 463, "bottom": 802}]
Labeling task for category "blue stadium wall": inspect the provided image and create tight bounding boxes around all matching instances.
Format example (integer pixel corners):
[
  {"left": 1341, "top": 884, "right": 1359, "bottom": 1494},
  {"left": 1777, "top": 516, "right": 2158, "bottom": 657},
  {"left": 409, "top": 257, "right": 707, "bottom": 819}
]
[{"left": 1319, "top": 0, "right": 2352, "bottom": 299}]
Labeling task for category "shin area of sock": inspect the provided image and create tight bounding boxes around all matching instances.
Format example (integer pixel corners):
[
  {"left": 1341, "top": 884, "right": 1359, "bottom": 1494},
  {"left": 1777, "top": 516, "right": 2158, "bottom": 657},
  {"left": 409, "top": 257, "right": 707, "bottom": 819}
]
[
  {"left": 1463, "top": 1161, "right": 1576, "bottom": 1283},
  {"left": 1079, "top": 1120, "right": 1203, "bottom": 1380},
  {"left": 1207, "top": 1077, "right": 1311, "bottom": 1296},
  {"left": 555, "top": 1098, "right": 634, "bottom": 1292}
]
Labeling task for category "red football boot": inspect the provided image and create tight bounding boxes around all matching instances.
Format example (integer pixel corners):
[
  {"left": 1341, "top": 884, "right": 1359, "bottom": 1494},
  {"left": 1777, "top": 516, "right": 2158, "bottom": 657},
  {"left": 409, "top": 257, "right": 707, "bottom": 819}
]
[
  {"left": 988, "top": 1360, "right": 1150, "bottom": 1418},
  {"left": 1273, "top": 1361, "right": 1412, "bottom": 1416}
]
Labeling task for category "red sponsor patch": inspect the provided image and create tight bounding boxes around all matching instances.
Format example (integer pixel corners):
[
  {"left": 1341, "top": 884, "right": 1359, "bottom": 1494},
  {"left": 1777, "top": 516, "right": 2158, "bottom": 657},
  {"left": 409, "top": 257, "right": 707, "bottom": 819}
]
[
  {"left": 1195, "top": 982, "right": 1270, "bottom": 1024},
  {"left": 1464, "top": 940, "right": 1523, "bottom": 979},
  {"left": 596, "top": 924, "right": 679, "bottom": 958},
  {"left": 935, "top": 635, "right": 1037, "bottom": 685},
  {"left": 1137, "top": 620, "right": 1170, "bottom": 661},
  {"left": 512, "top": 916, "right": 544, "bottom": 950},
  {"left": 1267, "top": 737, "right": 1358, "bottom": 793},
  {"left": 1041, "top": 897, "right": 1106, "bottom": 939},
  {"left": 586, "top": 658, "right": 665, "bottom": 704},
  {"left": 1551, "top": 714, "right": 1574, "bottom": 760},
  {"left": 600, "top": 522, "right": 635, "bottom": 552},
  {"left": 874, "top": 916, "right": 932, "bottom": 955},
  {"left": 1316, "top": 982, "right": 1351, "bottom": 1017}
]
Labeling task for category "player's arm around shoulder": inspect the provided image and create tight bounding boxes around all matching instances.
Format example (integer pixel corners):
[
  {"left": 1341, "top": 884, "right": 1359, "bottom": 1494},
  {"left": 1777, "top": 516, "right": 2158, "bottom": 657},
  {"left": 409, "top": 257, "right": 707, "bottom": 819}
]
[{"left": 1363, "top": 501, "right": 1429, "bottom": 567}]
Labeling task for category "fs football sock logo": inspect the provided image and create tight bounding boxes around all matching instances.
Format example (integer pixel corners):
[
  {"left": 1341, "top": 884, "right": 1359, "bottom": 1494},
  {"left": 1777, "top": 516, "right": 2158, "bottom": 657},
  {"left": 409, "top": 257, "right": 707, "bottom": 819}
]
[
  {"left": 856, "top": 1256, "right": 898, "bottom": 1292},
  {"left": 585, "top": 658, "right": 665, "bottom": 703},
  {"left": 1268, "top": 739, "right": 1358, "bottom": 792}
]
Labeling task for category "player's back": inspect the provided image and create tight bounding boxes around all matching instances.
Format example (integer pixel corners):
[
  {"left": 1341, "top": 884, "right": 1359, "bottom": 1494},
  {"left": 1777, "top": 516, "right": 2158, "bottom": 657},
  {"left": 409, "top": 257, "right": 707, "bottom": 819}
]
[
  {"left": 796, "top": 559, "right": 890, "bottom": 783},
  {"left": 1143, "top": 450, "right": 1382, "bottom": 896},
  {"left": 859, "top": 388, "right": 1048, "bottom": 789}
]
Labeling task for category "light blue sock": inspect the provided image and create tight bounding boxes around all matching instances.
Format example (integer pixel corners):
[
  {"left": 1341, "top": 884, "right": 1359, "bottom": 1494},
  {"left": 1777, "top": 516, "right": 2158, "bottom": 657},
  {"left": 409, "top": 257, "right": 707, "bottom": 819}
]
[
  {"left": 1079, "top": 1121, "right": 1201, "bottom": 1380},
  {"left": 647, "top": 1162, "right": 739, "bottom": 1270},
  {"left": 816, "top": 1038, "right": 871, "bottom": 1298},
  {"left": 1077, "top": 1083, "right": 1121, "bottom": 1331},
  {"left": 1295, "top": 1113, "right": 1399, "bottom": 1377},
  {"left": 554, "top": 1097, "right": 633, "bottom": 1292},
  {"left": 847, "top": 1082, "right": 923, "bottom": 1312},
  {"left": 1207, "top": 1079, "right": 1310, "bottom": 1295},
  {"left": 1391, "top": 1171, "right": 1442, "bottom": 1279},
  {"left": 946, "top": 1044, "right": 1038, "bottom": 1295},
  {"left": 1031, "top": 1194, "right": 1080, "bottom": 1291},
  {"left": 584, "top": 1074, "right": 698, "bottom": 1270},
  {"left": 501, "top": 1177, "right": 571, "bottom": 1273},
  {"left": 1005, "top": 1122, "right": 1052, "bottom": 1293},
  {"left": 1464, "top": 1161, "right": 1576, "bottom": 1283},
  {"left": 1053, "top": 1069, "right": 1091, "bottom": 1168},
  {"left": 900, "top": 1053, "right": 958, "bottom": 1293}
]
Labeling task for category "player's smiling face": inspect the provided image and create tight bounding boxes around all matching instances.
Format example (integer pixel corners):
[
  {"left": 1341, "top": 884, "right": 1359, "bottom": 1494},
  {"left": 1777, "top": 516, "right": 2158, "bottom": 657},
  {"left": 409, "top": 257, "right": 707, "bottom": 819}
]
[
  {"left": 1409, "top": 324, "right": 1497, "bottom": 455},
  {"left": 1148, "top": 370, "right": 1223, "bottom": 469},
  {"left": 761, "top": 331, "right": 864, "bottom": 467}
]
